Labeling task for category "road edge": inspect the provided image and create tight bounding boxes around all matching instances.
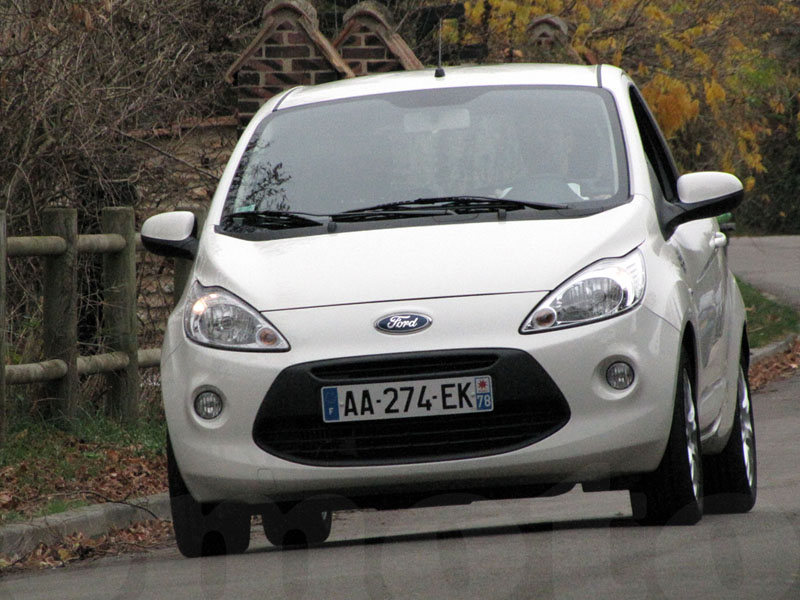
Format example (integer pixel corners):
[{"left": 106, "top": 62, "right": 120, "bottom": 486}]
[
  {"left": 1, "top": 493, "right": 170, "bottom": 557},
  {"left": 751, "top": 333, "right": 798, "bottom": 364}
]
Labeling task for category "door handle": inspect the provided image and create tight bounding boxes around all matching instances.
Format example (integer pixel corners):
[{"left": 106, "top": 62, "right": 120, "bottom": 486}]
[{"left": 709, "top": 232, "right": 728, "bottom": 249}]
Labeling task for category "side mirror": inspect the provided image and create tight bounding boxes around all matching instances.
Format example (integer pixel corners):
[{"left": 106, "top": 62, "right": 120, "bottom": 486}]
[
  {"left": 141, "top": 211, "right": 198, "bottom": 260},
  {"left": 661, "top": 172, "right": 744, "bottom": 235}
]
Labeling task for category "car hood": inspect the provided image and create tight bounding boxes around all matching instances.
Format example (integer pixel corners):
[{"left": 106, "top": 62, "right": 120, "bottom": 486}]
[{"left": 194, "top": 199, "right": 648, "bottom": 311}]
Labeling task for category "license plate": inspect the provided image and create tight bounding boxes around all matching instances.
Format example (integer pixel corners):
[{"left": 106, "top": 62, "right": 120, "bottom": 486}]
[{"left": 321, "top": 375, "right": 494, "bottom": 423}]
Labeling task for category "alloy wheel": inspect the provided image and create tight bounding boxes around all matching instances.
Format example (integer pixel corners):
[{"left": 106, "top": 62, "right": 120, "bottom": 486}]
[
  {"left": 683, "top": 370, "right": 702, "bottom": 501},
  {"left": 738, "top": 366, "right": 756, "bottom": 489}
]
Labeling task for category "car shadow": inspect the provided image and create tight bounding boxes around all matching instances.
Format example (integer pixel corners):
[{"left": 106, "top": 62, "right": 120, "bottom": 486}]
[{"left": 248, "top": 513, "right": 643, "bottom": 554}]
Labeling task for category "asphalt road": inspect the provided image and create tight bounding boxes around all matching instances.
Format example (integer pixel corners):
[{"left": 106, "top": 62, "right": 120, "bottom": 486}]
[
  {"left": 728, "top": 236, "right": 800, "bottom": 311},
  {"left": 2, "top": 372, "right": 798, "bottom": 600}
]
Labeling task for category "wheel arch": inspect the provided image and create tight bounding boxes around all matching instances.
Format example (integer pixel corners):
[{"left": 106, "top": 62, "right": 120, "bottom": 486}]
[
  {"left": 740, "top": 324, "right": 751, "bottom": 372},
  {"left": 680, "top": 321, "right": 699, "bottom": 395}
]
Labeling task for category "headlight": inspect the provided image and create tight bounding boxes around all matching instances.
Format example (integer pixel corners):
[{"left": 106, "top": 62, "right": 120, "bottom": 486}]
[
  {"left": 183, "top": 282, "right": 290, "bottom": 351},
  {"left": 520, "top": 249, "right": 645, "bottom": 333}
]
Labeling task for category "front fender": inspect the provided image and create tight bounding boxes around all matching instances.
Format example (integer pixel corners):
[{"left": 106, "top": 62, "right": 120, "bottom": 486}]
[{"left": 641, "top": 236, "right": 695, "bottom": 334}]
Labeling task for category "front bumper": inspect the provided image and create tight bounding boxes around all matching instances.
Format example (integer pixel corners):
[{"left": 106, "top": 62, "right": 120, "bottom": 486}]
[{"left": 161, "top": 292, "right": 681, "bottom": 504}]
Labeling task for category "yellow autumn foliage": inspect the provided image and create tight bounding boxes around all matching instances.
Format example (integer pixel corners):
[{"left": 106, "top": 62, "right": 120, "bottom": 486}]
[
  {"left": 644, "top": 5, "right": 672, "bottom": 26},
  {"left": 768, "top": 98, "right": 785, "bottom": 115},
  {"left": 641, "top": 74, "right": 700, "bottom": 137},
  {"left": 704, "top": 79, "right": 726, "bottom": 118}
]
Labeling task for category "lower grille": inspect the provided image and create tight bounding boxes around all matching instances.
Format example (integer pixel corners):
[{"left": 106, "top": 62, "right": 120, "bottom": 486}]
[{"left": 252, "top": 349, "right": 570, "bottom": 466}]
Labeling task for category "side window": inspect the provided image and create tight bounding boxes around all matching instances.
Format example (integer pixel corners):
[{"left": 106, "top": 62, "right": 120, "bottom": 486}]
[{"left": 629, "top": 87, "right": 679, "bottom": 203}]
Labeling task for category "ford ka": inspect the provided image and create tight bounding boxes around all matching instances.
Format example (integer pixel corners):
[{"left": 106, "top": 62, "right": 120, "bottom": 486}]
[{"left": 142, "top": 63, "right": 756, "bottom": 557}]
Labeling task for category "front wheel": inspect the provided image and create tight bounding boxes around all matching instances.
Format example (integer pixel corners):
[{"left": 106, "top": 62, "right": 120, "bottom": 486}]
[
  {"left": 167, "top": 437, "right": 251, "bottom": 557},
  {"left": 630, "top": 349, "right": 703, "bottom": 525},
  {"left": 703, "top": 359, "right": 757, "bottom": 513}
]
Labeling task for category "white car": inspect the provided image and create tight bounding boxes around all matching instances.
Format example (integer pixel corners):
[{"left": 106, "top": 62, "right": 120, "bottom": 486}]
[{"left": 142, "top": 63, "right": 757, "bottom": 558}]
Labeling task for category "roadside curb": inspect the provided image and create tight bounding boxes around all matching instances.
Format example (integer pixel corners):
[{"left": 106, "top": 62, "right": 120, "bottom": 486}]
[
  {"left": 751, "top": 333, "right": 799, "bottom": 365},
  {"left": 0, "top": 493, "right": 170, "bottom": 558},
  {"left": 1, "top": 333, "right": 797, "bottom": 559}
]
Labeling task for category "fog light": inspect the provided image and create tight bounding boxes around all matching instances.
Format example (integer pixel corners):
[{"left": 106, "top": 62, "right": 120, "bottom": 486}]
[
  {"left": 194, "top": 391, "right": 223, "bottom": 420},
  {"left": 606, "top": 362, "right": 634, "bottom": 390}
]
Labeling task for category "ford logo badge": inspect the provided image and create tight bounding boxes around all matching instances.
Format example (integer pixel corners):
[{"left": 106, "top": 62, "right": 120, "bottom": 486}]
[{"left": 375, "top": 313, "right": 432, "bottom": 334}]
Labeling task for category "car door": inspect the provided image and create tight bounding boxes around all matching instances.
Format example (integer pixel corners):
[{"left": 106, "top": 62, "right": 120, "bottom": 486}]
[
  {"left": 629, "top": 86, "right": 729, "bottom": 430},
  {"left": 669, "top": 219, "right": 729, "bottom": 422}
]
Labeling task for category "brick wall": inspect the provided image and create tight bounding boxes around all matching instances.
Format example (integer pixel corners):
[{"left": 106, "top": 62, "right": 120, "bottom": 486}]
[
  {"left": 334, "top": 2, "right": 422, "bottom": 76},
  {"left": 226, "top": 0, "right": 421, "bottom": 128},
  {"left": 336, "top": 26, "right": 402, "bottom": 76}
]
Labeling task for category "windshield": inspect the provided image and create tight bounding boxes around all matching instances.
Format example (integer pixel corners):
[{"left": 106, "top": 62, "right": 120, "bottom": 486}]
[{"left": 222, "top": 86, "right": 629, "bottom": 224}]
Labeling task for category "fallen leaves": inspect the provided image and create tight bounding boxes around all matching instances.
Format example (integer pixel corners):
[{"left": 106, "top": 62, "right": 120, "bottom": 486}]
[
  {"left": 0, "top": 492, "right": 15, "bottom": 510},
  {"left": 0, "top": 520, "right": 174, "bottom": 575},
  {"left": 0, "top": 438, "right": 167, "bottom": 528},
  {"left": 749, "top": 338, "right": 800, "bottom": 391}
]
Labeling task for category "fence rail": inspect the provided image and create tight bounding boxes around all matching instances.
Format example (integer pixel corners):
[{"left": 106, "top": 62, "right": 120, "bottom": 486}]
[{"left": 1, "top": 207, "right": 169, "bottom": 445}]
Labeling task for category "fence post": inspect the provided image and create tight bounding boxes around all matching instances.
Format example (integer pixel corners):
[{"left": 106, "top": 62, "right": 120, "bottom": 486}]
[
  {"left": 1, "top": 210, "right": 7, "bottom": 445},
  {"left": 173, "top": 207, "right": 206, "bottom": 305},
  {"left": 42, "top": 208, "right": 79, "bottom": 425},
  {"left": 102, "top": 207, "right": 139, "bottom": 424}
]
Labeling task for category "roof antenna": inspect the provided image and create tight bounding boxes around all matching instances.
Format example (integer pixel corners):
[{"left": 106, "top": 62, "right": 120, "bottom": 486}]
[
  {"left": 435, "top": 19, "right": 445, "bottom": 78},
  {"left": 334, "top": 1, "right": 339, "bottom": 36}
]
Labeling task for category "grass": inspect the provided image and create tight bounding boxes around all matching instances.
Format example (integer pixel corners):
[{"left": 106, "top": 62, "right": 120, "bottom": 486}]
[
  {"left": 1, "top": 411, "right": 165, "bottom": 471},
  {"left": 26, "top": 498, "right": 91, "bottom": 521},
  {"left": 0, "top": 410, "right": 167, "bottom": 527},
  {"left": 737, "top": 278, "right": 800, "bottom": 348}
]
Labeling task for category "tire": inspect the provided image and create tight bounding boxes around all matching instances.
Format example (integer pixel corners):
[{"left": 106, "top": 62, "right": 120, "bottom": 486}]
[
  {"left": 630, "top": 349, "right": 703, "bottom": 525},
  {"left": 703, "top": 358, "right": 757, "bottom": 514},
  {"left": 262, "top": 502, "right": 333, "bottom": 548},
  {"left": 167, "top": 436, "right": 251, "bottom": 557}
]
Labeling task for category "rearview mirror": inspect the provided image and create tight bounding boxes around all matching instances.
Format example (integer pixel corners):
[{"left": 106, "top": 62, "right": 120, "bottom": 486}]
[
  {"left": 403, "top": 107, "right": 471, "bottom": 133},
  {"left": 141, "top": 211, "right": 198, "bottom": 259},
  {"left": 661, "top": 172, "right": 744, "bottom": 235}
]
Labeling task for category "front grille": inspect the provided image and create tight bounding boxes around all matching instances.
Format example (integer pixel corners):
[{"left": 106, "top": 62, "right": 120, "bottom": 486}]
[
  {"left": 310, "top": 353, "right": 497, "bottom": 381},
  {"left": 252, "top": 349, "right": 570, "bottom": 466}
]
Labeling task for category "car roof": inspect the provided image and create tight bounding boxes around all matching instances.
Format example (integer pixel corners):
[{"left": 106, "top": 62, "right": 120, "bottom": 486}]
[{"left": 276, "top": 63, "right": 611, "bottom": 110}]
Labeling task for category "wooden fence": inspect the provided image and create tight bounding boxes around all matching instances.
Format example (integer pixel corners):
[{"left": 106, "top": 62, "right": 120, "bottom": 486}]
[{"left": 0, "top": 206, "right": 173, "bottom": 445}]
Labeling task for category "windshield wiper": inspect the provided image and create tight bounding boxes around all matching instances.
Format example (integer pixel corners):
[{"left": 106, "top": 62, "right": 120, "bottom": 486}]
[
  {"left": 220, "top": 210, "right": 325, "bottom": 231},
  {"left": 331, "top": 196, "right": 568, "bottom": 222},
  {"left": 418, "top": 196, "right": 569, "bottom": 211},
  {"left": 221, "top": 196, "right": 569, "bottom": 231}
]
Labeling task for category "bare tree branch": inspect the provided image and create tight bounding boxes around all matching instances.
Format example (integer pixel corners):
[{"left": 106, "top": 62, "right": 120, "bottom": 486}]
[{"left": 111, "top": 128, "right": 220, "bottom": 182}]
